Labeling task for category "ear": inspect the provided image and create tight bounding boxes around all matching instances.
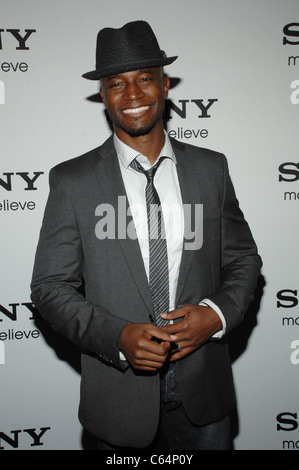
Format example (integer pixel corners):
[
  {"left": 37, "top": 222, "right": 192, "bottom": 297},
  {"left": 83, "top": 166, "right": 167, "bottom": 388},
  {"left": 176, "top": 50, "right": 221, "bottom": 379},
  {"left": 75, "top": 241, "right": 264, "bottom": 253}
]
[
  {"left": 163, "top": 75, "right": 170, "bottom": 99},
  {"left": 100, "top": 88, "right": 105, "bottom": 104}
]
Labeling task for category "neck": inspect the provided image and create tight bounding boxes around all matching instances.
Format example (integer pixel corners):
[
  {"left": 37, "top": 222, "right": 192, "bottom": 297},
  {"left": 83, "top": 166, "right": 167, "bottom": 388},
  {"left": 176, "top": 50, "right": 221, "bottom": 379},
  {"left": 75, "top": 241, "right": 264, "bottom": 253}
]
[{"left": 115, "top": 122, "right": 165, "bottom": 165}]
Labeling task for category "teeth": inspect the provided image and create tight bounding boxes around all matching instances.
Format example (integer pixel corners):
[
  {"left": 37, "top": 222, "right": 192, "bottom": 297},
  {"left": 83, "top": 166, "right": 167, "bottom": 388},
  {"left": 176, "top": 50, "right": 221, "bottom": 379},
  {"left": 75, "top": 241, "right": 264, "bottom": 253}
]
[{"left": 123, "top": 106, "right": 149, "bottom": 114}]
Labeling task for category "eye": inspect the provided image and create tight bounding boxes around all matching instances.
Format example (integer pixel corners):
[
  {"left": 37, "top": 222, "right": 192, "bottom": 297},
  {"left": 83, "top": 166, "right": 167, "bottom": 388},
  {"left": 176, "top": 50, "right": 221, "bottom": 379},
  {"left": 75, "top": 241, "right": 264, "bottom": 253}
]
[
  {"left": 139, "top": 76, "right": 153, "bottom": 84},
  {"left": 109, "top": 79, "right": 125, "bottom": 89},
  {"left": 110, "top": 82, "right": 121, "bottom": 88}
]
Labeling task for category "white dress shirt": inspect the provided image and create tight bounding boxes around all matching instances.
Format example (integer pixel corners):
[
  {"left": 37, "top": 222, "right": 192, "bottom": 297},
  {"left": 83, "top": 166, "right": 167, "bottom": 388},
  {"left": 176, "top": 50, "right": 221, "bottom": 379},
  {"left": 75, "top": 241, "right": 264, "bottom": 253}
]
[{"left": 114, "top": 133, "right": 225, "bottom": 342}]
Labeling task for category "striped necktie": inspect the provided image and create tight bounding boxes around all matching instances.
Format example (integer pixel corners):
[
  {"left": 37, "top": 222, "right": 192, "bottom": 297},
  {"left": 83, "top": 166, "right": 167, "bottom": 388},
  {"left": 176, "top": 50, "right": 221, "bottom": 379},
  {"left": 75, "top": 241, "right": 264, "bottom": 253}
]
[{"left": 130, "top": 157, "right": 169, "bottom": 326}]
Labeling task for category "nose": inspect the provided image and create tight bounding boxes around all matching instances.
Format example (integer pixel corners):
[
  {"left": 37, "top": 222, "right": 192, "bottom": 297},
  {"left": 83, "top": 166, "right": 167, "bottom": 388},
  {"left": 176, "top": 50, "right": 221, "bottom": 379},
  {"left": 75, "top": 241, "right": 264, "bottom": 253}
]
[{"left": 123, "top": 81, "right": 144, "bottom": 101}]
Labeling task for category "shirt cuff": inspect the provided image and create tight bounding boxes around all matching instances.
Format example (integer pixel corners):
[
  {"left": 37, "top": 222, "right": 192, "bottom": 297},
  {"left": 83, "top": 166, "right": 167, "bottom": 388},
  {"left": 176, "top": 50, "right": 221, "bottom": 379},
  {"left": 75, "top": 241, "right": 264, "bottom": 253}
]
[{"left": 199, "top": 298, "right": 226, "bottom": 339}]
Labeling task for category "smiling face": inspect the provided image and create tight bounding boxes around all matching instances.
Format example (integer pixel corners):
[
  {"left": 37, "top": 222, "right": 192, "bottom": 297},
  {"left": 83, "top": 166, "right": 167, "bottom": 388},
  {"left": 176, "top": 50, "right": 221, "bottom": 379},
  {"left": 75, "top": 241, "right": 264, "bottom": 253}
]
[{"left": 100, "top": 67, "right": 170, "bottom": 144}]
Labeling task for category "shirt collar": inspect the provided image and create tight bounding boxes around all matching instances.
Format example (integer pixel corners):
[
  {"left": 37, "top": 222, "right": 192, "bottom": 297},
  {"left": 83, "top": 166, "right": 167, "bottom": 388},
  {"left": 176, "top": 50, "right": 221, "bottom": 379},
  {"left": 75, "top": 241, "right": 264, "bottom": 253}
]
[{"left": 113, "top": 132, "right": 176, "bottom": 170}]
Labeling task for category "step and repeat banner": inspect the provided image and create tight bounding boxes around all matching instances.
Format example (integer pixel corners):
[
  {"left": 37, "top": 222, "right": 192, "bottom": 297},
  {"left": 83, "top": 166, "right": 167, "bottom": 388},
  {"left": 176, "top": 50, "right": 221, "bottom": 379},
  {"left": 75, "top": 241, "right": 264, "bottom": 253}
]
[{"left": 1, "top": 0, "right": 298, "bottom": 450}]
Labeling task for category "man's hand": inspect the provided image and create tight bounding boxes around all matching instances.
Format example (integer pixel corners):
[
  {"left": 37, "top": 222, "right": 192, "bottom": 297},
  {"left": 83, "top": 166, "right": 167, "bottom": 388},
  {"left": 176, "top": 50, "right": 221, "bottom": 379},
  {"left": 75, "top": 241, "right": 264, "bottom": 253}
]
[
  {"left": 160, "top": 304, "right": 222, "bottom": 362},
  {"left": 119, "top": 322, "right": 175, "bottom": 371}
]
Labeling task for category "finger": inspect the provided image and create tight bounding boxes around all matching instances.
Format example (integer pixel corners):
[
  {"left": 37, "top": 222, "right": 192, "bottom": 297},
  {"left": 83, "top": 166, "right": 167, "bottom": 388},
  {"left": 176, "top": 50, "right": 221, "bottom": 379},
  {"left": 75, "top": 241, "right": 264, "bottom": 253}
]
[
  {"left": 160, "top": 305, "right": 188, "bottom": 321},
  {"left": 146, "top": 341, "right": 171, "bottom": 358},
  {"left": 146, "top": 325, "right": 175, "bottom": 343},
  {"left": 130, "top": 358, "right": 163, "bottom": 371},
  {"left": 170, "top": 346, "right": 193, "bottom": 362},
  {"left": 170, "top": 338, "right": 189, "bottom": 353},
  {"left": 159, "top": 319, "right": 188, "bottom": 339},
  {"left": 131, "top": 350, "right": 170, "bottom": 370}
]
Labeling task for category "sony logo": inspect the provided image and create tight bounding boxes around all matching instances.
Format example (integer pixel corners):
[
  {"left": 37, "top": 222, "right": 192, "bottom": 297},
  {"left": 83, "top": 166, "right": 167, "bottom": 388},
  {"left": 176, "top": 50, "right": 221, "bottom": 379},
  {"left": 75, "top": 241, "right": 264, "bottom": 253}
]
[
  {"left": 277, "top": 289, "right": 298, "bottom": 308},
  {"left": 278, "top": 163, "right": 299, "bottom": 182},
  {"left": 0, "top": 29, "right": 36, "bottom": 50},
  {"left": 0, "top": 302, "right": 39, "bottom": 322},
  {"left": 0, "top": 172, "right": 44, "bottom": 191},
  {"left": 283, "top": 23, "right": 299, "bottom": 46},
  {"left": 165, "top": 98, "right": 218, "bottom": 119},
  {"left": 0, "top": 427, "right": 50, "bottom": 449}
]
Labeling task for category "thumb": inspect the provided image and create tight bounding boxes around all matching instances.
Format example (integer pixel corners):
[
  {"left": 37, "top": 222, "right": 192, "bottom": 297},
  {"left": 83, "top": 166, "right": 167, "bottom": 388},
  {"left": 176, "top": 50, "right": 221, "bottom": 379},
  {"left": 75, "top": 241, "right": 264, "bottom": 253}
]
[{"left": 147, "top": 324, "right": 174, "bottom": 342}]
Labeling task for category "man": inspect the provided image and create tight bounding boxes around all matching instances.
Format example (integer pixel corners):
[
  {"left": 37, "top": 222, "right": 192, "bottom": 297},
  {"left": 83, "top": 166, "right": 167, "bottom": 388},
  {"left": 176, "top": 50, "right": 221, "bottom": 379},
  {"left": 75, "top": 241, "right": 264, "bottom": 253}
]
[{"left": 31, "top": 21, "right": 262, "bottom": 450}]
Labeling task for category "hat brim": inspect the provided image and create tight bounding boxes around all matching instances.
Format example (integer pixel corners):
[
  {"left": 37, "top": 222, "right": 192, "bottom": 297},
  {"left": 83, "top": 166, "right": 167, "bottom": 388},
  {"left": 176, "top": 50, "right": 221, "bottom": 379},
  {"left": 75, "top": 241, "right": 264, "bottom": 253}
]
[{"left": 82, "top": 55, "right": 178, "bottom": 80}]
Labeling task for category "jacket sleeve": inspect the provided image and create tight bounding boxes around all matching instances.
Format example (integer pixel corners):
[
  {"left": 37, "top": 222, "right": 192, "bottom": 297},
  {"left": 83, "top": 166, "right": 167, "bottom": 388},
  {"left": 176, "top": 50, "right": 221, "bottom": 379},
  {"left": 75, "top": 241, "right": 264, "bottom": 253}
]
[
  {"left": 30, "top": 166, "right": 128, "bottom": 370},
  {"left": 206, "top": 155, "right": 262, "bottom": 333}
]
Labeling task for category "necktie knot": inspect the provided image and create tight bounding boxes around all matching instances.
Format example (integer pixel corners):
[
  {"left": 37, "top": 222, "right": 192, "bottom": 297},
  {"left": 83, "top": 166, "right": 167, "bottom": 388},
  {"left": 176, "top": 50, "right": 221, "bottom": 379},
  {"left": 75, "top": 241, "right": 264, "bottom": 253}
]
[
  {"left": 144, "top": 167, "right": 156, "bottom": 184},
  {"left": 130, "top": 156, "right": 165, "bottom": 183}
]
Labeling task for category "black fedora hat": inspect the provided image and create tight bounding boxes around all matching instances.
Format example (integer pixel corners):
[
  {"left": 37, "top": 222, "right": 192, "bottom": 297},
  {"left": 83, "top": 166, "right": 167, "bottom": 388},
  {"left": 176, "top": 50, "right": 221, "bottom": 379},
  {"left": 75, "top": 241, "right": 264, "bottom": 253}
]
[{"left": 82, "top": 20, "right": 178, "bottom": 80}]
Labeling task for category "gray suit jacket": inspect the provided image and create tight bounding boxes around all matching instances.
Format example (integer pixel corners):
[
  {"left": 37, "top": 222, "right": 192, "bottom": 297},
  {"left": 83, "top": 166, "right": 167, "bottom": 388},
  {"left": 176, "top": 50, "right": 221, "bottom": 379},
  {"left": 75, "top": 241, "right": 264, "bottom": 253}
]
[{"left": 31, "top": 136, "right": 262, "bottom": 448}]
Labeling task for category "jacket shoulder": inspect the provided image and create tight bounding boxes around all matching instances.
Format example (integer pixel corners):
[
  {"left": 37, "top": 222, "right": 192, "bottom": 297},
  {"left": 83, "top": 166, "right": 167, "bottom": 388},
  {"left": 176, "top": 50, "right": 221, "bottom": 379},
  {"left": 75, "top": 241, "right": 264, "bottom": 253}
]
[
  {"left": 170, "top": 137, "right": 226, "bottom": 164},
  {"left": 51, "top": 136, "right": 114, "bottom": 178}
]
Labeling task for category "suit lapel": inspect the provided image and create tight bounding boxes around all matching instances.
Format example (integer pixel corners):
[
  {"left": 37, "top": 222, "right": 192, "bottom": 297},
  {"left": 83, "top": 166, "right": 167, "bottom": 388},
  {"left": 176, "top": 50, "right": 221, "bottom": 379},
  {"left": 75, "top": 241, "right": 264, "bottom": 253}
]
[
  {"left": 171, "top": 139, "right": 201, "bottom": 306},
  {"left": 94, "top": 137, "right": 154, "bottom": 315}
]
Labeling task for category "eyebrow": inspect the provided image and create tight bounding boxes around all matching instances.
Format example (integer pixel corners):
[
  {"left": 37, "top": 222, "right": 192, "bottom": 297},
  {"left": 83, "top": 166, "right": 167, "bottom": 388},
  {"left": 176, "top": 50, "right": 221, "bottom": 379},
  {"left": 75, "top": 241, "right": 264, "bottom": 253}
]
[
  {"left": 105, "top": 70, "right": 155, "bottom": 81},
  {"left": 136, "top": 70, "right": 154, "bottom": 74}
]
